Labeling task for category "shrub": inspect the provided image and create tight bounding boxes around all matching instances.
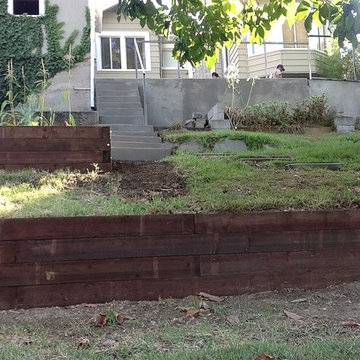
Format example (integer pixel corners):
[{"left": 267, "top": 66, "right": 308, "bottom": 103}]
[{"left": 226, "top": 94, "right": 334, "bottom": 133}]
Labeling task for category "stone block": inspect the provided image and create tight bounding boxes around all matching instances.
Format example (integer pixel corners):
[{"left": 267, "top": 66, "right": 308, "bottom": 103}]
[
  {"left": 213, "top": 139, "right": 247, "bottom": 153},
  {"left": 355, "top": 117, "right": 360, "bottom": 130},
  {"left": 334, "top": 116, "right": 355, "bottom": 133},
  {"left": 209, "top": 119, "right": 231, "bottom": 130},
  {"left": 207, "top": 103, "right": 224, "bottom": 121},
  {"left": 179, "top": 140, "right": 204, "bottom": 153}
]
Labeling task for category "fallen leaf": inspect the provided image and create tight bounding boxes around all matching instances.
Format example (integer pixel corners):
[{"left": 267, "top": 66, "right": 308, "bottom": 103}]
[
  {"left": 90, "top": 313, "right": 107, "bottom": 327},
  {"left": 83, "top": 303, "right": 97, "bottom": 308},
  {"left": 291, "top": 298, "right": 308, "bottom": 303},
  {"left": 143, "top": 208, "right": 158, "bottom": 215},
  {"left": 20, "top": 338, "right": 33, "bottom": 346},
  {"left": 149, "top": 325, "right": 159, "bottom": 332},
  {"left": 116, "top": 315, "right": 128, "bottom": 325},
  {"left": 226, "top": 315, "right": 239, "bottom": 325},
  {"left": 198, "top": 291, "right": 224, "bottom": 303},
  {"left": 284, "top": 310, "right": 304, "bottom": 323},
  {"left": 101, "top": 339, "right": 118, "bottom": 348},
  {"left": 255, "top": 353, "right": 280, "bottom": 360},
  {"left": 342, "top": 320, "right": 360, "bottom": 327},
  {"left": 172, "top": 317, "right": 184, "bottom": 324},
  {"left": 175, "top": 306, "right": 190, "bottom": 313},
  {"left": 77, "top": 338, "right": 90, "bottom": 349},
  {"left": 186, "top": 308, "right": 201, "bottom": 318}
]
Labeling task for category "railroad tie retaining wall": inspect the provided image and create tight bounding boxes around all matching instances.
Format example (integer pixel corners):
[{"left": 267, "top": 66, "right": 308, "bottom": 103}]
[
  {"left": 1, "top": 210, "right": 360, "bottom": 309},
  {"left": 0, "top": 126, "right": 111, "bottom": 172}
]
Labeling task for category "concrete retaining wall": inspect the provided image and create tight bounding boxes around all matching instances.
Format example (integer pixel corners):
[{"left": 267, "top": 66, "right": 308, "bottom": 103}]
[
  {"left": 142, "top": 78, "right": 360, "bottom": 127},
  {"left": 44, "top": 74, "right": 360, "bottom": 128}
]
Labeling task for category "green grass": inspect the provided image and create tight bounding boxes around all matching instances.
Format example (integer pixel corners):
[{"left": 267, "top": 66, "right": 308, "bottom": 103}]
[
  {"left": 1, "top": 131, "right": 360, "bottom": 218},
  {"left": 2, "top": 338, "right": 360, "bottom": 360},
  {"left": 161, "top": 129, "right": 281, "bottom": 150}
]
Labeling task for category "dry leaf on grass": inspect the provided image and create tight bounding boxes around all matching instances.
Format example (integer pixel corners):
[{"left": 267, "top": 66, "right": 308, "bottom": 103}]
[
  {"left": 255, "top": 353, "right": 281, "bottom": 360},
  {"left": 77, "top": 338, "right": 90, "bottom": 349},
  {"left": 116, "top": 315, "right": 129, "bottom": 325},
  {"left": 291, "top": 298, "right": 308, "bottom": 303},
  {"left": 143, "top": 207, "right": 158, "bottom": 215},
  {"left": 342, "top": 320, "right": 360, "bottom": 327},
  {"left": 172, "top": 317, "right": 184, "bottom": 324},
  {"left": 175, "top": 306, "right": 191, "bottom": 313},
  {"left": 149, "top": 325, "right": 159, "bottom": 332},
  {"left": 101, "top": 339, "right": 119, "bottom": 348},
  {"left": 83, "top": 303, "right": 97, "bottom": 308},
  {"left": 186, "top": 308, "right": 202, "bottom": 318},
  {"left": 20, "top": 338, "right": 33, "bottom": 346},
  {"left": 90, "top": 313, "right": 107, "bottom": 327},
  {"left": 226, "top": 315, "right": 239, "bottom": 325},
  {"left": 284, "top": 310, "right": 305, "bottom": 323},
  {"left": 175, "top": 306, "right": 206, "bottom": 318},
  {"left": 198, "top": 291, "right": 224, "bottom": 303}
]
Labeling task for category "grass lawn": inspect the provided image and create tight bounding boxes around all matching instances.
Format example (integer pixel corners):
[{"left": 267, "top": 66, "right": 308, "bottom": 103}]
[
  {"left": 1, "top": 130, "right": 360, "bottom": 218},
  {"left": 1, "top": 281, "right": 360, "bottom": 359},
  {"left": 1, "top": 130, "right": 360, "bottom": 359}
]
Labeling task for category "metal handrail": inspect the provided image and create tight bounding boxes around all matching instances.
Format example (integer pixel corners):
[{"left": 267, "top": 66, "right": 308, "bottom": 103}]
[{"left": 134, "top": 39, "right": 148, "bottom": 126}]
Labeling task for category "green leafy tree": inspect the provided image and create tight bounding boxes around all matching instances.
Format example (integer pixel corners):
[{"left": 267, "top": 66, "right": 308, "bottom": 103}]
[
  {"left": 321, "top": 40, "right": 360, "bottom": 79},
  {"left": 117, "top": 0, "right": 360, "bottom": 67}
]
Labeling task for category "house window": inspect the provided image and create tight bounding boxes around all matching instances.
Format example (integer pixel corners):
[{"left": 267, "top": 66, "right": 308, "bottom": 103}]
[
  {"left": 8, "top": 0, "right": 44, "bottom": 16},
  {"left": 162, "top": 50, "right": 178, "bottom": 68},
  {"left": 126, "top": 38, "right": 146, "bottom": 69},
  {"left": 98, "top": 33, "right": 150, "bottom": 71},
  {"left": 101, "top": 38, "right": 121, "bottom": 69}
]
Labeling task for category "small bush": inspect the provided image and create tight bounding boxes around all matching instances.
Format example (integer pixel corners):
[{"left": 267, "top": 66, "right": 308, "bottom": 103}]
[{"left": 226, "top": 94, "right": 334, "bottom": 133}]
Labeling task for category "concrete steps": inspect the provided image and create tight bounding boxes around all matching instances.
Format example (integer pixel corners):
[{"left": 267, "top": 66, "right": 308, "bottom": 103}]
[
  {"left": 111, "top": 147, "right": 172, "bottom": 161},
  {"left": 100, "top": 115, "right": 145, "bottom": 125},
  {"left": 99, "top": 108, "right": 144, "bottom": 117},
  {"left": 96, "top": 79, "right": 174, "bottom": 161},
  {"left": 100, "top": 123, "right": 174, "bottom": 161},
  {"left": 111, "top": 134, "right": 162, "bottom": 143}
]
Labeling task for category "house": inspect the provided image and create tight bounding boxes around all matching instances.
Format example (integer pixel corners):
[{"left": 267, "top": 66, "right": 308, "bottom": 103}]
[
  {"left": 92, "top": 1, "right": 192, "bottom": 80},
  {"left": 245, "top": 18, "right": 329, "bottom": 78}
]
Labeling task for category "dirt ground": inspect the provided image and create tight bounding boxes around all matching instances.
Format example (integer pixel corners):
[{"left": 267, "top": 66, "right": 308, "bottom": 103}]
[
  {"left": 110, "top": 161, "right": 187, "bottom": 199},
  {"left": 1, "top": 281, "right": 360, "bottom": 356}
]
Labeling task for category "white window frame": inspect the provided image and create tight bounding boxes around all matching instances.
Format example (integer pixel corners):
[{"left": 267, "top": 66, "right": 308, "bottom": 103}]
[
  {"left": 8, "top": 0, "right": 45, "bottom": 16},
  {"left": 96, "top": 31, "right": 151, "bottom": 72}
]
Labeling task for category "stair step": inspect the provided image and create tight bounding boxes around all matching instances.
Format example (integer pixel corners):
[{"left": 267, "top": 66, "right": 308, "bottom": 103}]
[
  {"left": 99, "top": 124, "right": 154, "bottom": 132},
  {"left": 97, "top": 103, "right": 142, "bottom": 109},
  {"left": 112, "top": 131, "right": 158, "bottom": 136},
  {"left": 99, "top": 115, "right": 144, "bottom": 124},
  {"left": 111, "top": 147, "right": 173, "bottom": 161},
  {"left": 111, "top": 134, "right": 161, "bottom": 143},
  {"left": 111, "top": 141, "right": 172, "bottom": 149},
  {"left": 100, "top": 109, "right": 144, "bottom": 117},
  {"left": 96, "top": 90, "right": 139, "bottom": 97}
]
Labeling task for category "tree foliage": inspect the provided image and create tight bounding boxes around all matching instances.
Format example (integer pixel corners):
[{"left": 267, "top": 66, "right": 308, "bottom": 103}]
[
  {"left": 320, "top": 39, "right": 360, "bottom": 79},
  {"left": 117, "top": 0, "right": 360, "bottom": 66}
]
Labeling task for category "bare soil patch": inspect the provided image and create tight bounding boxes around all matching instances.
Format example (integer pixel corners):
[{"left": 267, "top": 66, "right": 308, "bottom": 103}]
[{"left": 111, "top": 161, "right": 186, "bottom": 199}]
